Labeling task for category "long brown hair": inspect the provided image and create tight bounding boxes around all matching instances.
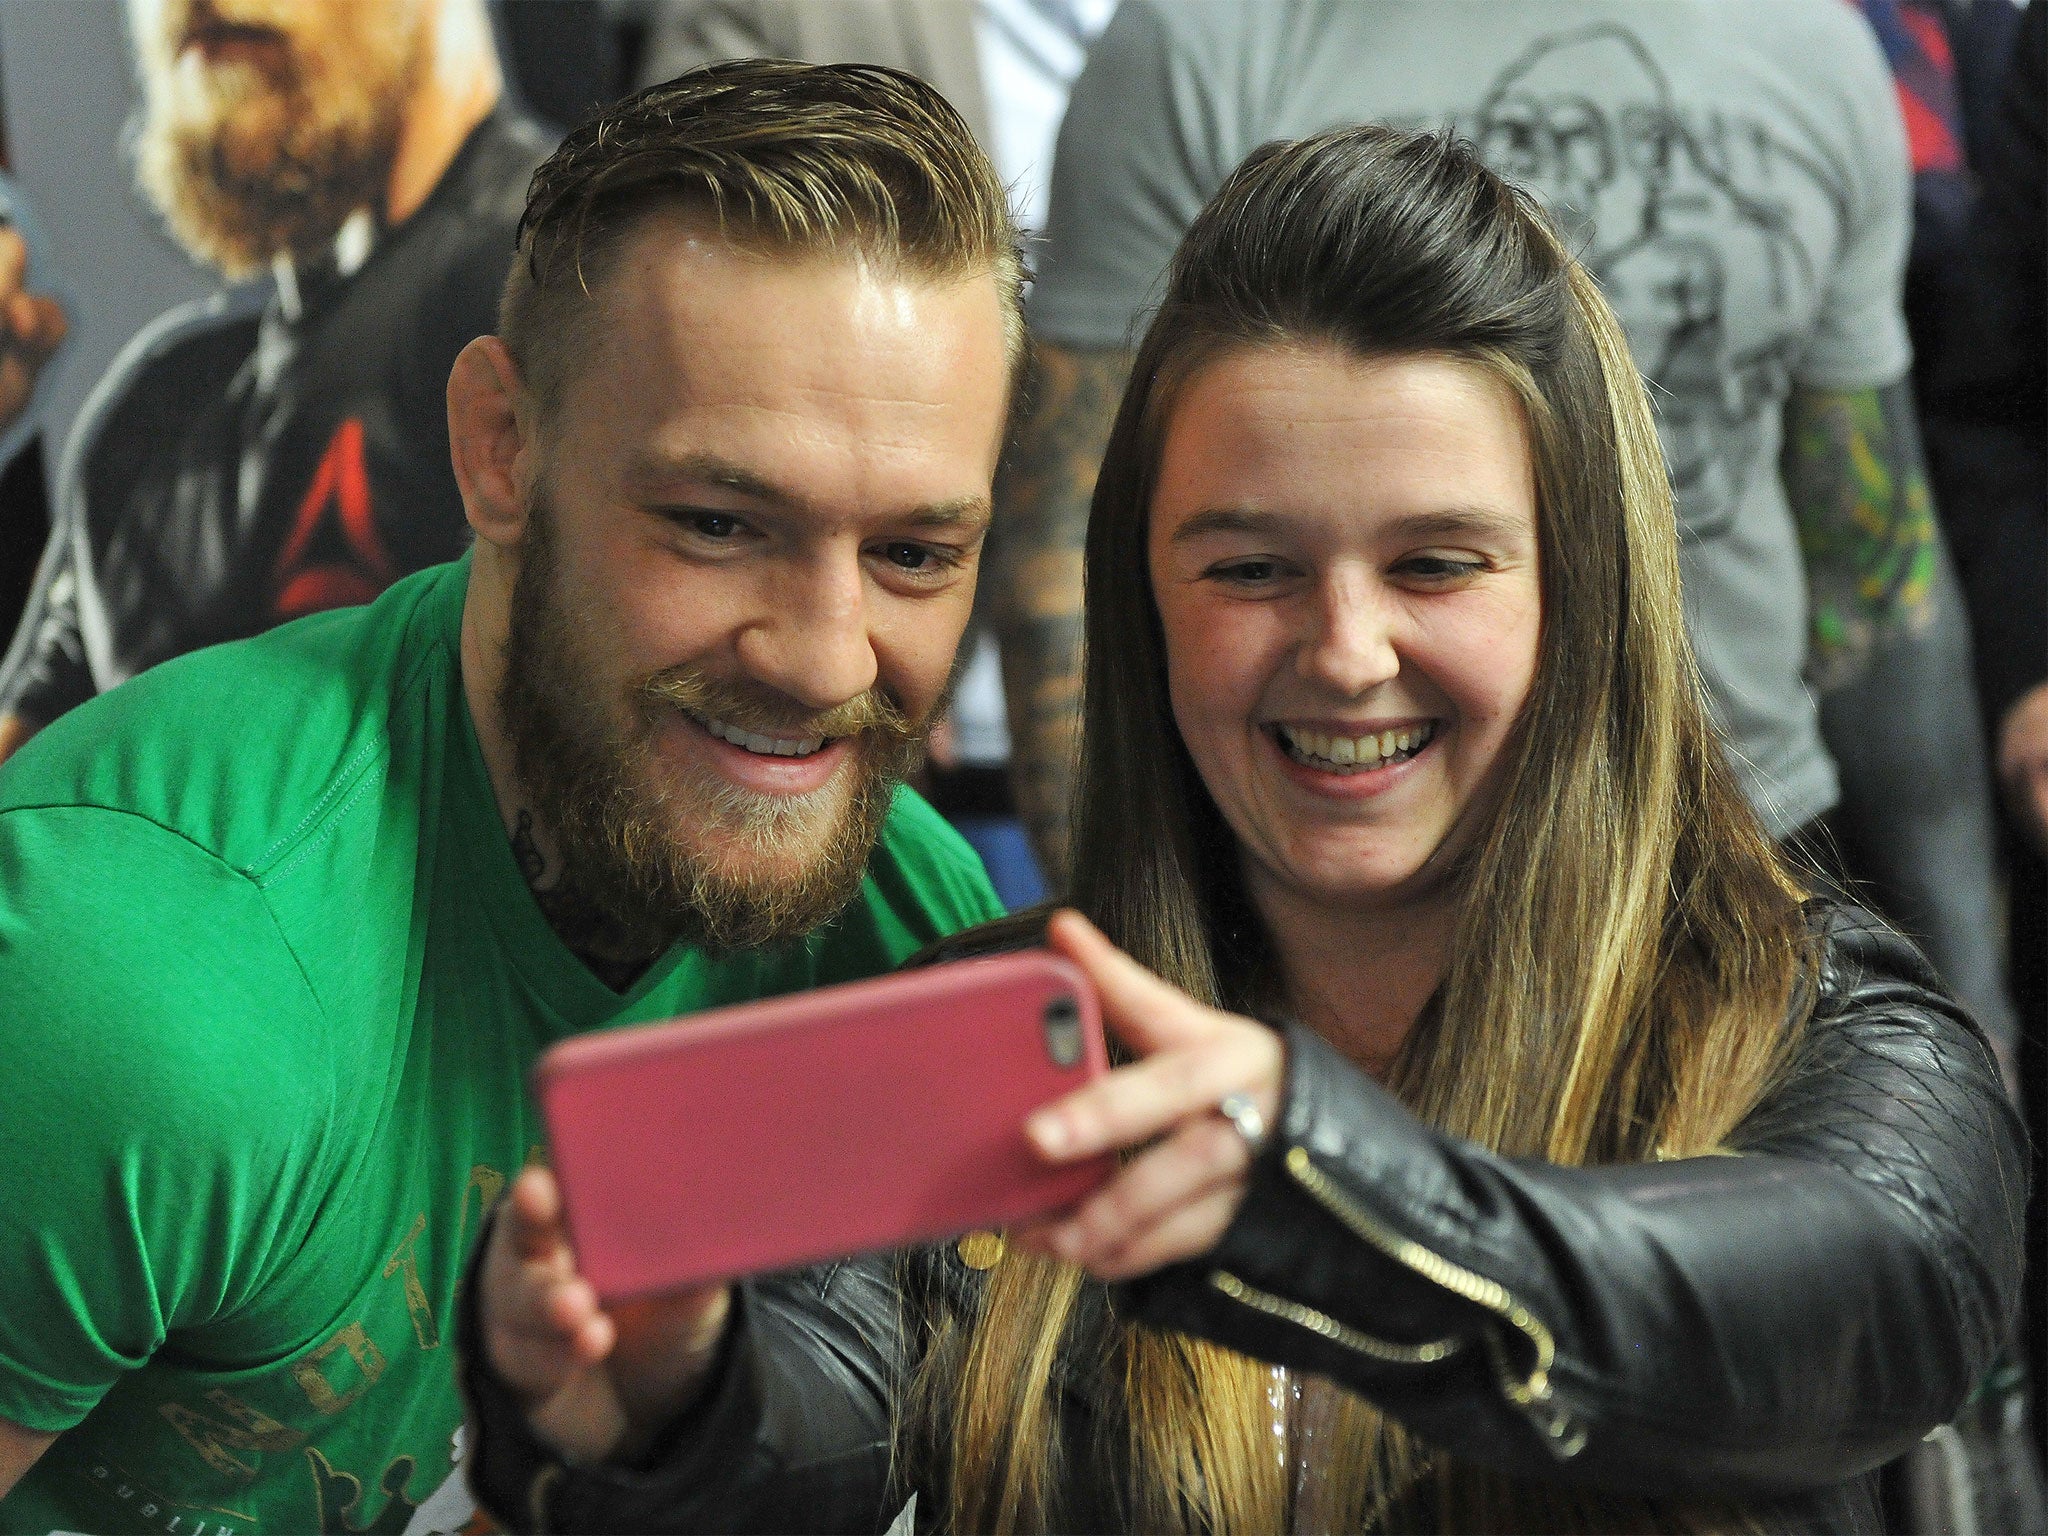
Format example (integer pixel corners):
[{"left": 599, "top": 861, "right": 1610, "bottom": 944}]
[{"left": 909, "top": 127, "right": 1812, "bottom": 1533}]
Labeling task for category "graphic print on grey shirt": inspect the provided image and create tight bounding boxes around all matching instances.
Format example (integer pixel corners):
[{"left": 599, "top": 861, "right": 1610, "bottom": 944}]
[{"left": 1029, "top": 0, "right": 1914, "bottom": 834}]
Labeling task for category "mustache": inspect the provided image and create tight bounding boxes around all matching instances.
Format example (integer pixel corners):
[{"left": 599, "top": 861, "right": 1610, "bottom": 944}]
[{"left": 638, "top": 669, "right": 922, "bottom": 746}]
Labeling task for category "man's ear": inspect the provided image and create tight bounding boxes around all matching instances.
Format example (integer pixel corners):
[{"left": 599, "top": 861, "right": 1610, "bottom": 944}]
[{"left": 448, "top": 336, "right": 533, "bottom": 549}]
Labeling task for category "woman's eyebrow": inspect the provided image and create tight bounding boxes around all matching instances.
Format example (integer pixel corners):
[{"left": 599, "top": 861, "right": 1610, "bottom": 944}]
[
  {"left": 1167, "top": 507, "right": 1285, "bottom": 542},
  {"left": 1382, "top": 507, "right": 1531, "bottom": 543},
  {"left": 1168, "top": 506, "right": 1528, "bottom": 542}
]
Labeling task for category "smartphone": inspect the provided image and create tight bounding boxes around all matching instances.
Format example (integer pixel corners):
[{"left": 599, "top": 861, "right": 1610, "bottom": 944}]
[{"left": 534, "top": 949, "right": 1112, "bottom": 1299}]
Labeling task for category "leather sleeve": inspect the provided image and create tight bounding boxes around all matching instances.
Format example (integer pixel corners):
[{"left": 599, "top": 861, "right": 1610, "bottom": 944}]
[
  {"left": 0, "top": 504, "right": 92, "bottom": 726},
  {"left": 461, "top": 1245, "right": 909, "bottom": 1535},
  {"left": 1124, "top": 907, "right": 2029, "bottom": 1500}
]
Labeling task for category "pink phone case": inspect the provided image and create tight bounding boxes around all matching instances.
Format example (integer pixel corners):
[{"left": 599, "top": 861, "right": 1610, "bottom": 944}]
[{"left": 534, "top": 949, "right": 1113, "bottom": 1299}]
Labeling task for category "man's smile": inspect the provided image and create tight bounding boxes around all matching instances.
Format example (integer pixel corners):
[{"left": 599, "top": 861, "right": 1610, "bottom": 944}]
[{"left": 688, "top": 710, "right": 831, "bottom": 759}]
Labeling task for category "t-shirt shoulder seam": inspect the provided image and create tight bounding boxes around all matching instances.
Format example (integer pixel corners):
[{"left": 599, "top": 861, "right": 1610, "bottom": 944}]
[
  {"left": 0, "top": 801, "right": 332, "bottom": 1023},
  {"left": 248, "top": 578, "right": 452, "bottom": 882},
  {"left": 248, "top": 736, "right": 390, "bottom": 876}
]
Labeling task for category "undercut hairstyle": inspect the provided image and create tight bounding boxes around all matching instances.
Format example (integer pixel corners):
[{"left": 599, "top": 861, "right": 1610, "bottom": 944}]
[{"left": 498, "top": 58, "right": 1024, "bottom": 413}]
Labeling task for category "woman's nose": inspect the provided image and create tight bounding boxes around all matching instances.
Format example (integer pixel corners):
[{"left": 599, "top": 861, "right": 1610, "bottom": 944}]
[{"left": 1296, "top": 579, "right": 1400, "bottom": 698}]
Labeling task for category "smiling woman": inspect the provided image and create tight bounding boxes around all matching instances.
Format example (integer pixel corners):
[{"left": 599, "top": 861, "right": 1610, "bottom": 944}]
[
  {"left": 1149, "top": 347, "right": 1542, "bottom": 950},
  {"left": 464, "top": 126, "right": 2025, "bottom": 1536}
]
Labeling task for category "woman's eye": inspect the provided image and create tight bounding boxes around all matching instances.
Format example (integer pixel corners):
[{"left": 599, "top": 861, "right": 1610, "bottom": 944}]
[
  {"left": 1398, "top": 554, "right": 1486, "bottom": 581},
  {"left": 1209, "top": 559, "right": 1282, "bottom": 584}
]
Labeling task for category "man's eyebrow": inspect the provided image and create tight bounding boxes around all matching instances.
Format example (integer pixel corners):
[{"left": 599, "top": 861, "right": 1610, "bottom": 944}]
[
  {"left": 1169, "top": 505, "right": 1528, "bottom": 543},
  {"left": 626, "top": 451, "right": 805, "bottom": 510},
  {"left": 627, "top": 451, "right": 991, "bottom": 530},
  {"left": 902, "top": 497, "right": 993, "bottom": 531}
]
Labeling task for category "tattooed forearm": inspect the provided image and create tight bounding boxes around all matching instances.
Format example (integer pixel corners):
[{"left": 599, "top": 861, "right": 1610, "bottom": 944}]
[
  {"left": 989, "top": 341, "right": 1133, "bottom": 887},
  {"left": 1783, "top": 379, "right": 1940, "bottom": 692}
]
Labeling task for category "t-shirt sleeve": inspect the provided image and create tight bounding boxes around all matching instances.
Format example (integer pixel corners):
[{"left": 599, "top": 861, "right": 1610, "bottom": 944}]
[
  {"left": 0, "top": 807, "right": 330, "bottom": 1432},
  {"left": 1026, "top": 0, "right": 1245, "bottom": 350},
  {"left": 1791, "top": 8, "right": 1914, "bottom": 390},
  {"left": 808, "top": 790, "right": 1006, "bottom": 986},
  {"left": 880, "top": 786, "right": 1005, "bottom": 934}
]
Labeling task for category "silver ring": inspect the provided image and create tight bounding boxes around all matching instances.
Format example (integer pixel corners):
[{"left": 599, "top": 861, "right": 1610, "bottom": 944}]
[{"left": 1217, "top": 1092, "right": 1269, "bottom": 1156}]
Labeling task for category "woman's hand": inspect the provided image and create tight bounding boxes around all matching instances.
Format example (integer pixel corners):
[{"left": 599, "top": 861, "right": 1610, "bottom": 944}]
[
  {"left": 479, "top": 1166, "right": 732, "bottom": 1464},
  {"left": 1015, "top": 910, "right": 1284, "bottom": 1282}
]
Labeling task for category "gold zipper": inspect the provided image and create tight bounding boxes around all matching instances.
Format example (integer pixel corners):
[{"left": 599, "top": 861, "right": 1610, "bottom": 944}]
[
  {"left": 1233, "top": 1145, "right": 1586, "bottom": 1457},
  {"left": 1208, "top": 1269, "right": 1464, "bottom": 1365}
]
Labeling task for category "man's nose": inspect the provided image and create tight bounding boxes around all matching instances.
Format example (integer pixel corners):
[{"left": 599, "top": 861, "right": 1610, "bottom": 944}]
[
  {"left": 1296, "top": 575, "right": 1400, "bottom": 697},
  {"left": 734, "top": 552, "right": 880, "bottom": 711}
]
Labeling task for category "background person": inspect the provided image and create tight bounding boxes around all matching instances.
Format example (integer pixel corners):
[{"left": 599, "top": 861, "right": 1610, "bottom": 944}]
[
  {"left": 991, "top": 0, "right": 2019, "bottom": 1073},
  {"left": 0, "top": 61, "right": 1019, "bottom": 1535},
  {"left": 0, "top": 0, "right": 549, "bottom": 764},
  {"left": 464, "top": 127, "right": 2024, "bottom": 1536}
]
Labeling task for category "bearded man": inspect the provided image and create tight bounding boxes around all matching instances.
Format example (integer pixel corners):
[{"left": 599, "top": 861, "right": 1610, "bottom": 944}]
[
  {"left": 0, "top": 60, "right": 1018, "bottom": 1535},
  {"left": 0, "top": 0, "right": 550, "bottom": 762}
]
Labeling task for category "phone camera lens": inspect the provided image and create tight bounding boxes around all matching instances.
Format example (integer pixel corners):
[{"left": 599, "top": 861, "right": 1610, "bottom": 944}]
[{"left": 1042, "top": 995, "right": 1083, "bottom": 1066}]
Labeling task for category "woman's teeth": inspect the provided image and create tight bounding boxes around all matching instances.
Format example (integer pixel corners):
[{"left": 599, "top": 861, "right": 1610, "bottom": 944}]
[
  {"left": 1278, "top": 721, "right": 1436, "bottom": 772},
  {"left": 696, "top": 714, "right": 827, "bottom": 757}
]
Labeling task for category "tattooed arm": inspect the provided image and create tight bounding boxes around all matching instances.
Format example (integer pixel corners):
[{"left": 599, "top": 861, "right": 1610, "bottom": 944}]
[
  {"left": 1784, "top": 380, "right": 1940, "bottom": 690},
  {"left": 1787, "top": 379, "right": 2018, "bottom": 1068},
  {"left": 989, "top": 342, "right": 1132, "bottom": 887}
]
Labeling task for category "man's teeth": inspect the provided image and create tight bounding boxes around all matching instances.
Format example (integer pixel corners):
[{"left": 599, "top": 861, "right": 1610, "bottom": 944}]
[
  {"left": 1278, "top": 722, "right": 1436, "bottom": 771},
  {"left": 697, "top": 714, "right": 827, "bottom": 757}
]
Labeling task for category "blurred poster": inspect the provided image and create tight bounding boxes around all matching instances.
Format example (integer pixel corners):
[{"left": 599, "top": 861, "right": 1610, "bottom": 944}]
[{"left": 0, "top": 0, "right": 557, "bottom": 750}]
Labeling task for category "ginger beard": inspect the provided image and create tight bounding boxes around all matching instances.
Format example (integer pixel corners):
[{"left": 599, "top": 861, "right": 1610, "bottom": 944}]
[
  {"left": 129, "top": 0, "right": 427, "bottom": 279},
  {"left": 497, "top": 500, "right": 932, "bottom": 957}
]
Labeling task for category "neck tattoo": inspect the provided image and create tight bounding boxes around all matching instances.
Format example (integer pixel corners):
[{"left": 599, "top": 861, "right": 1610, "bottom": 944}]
[{"left": 510, "top": 809, "right": 660, "bottom": 993}]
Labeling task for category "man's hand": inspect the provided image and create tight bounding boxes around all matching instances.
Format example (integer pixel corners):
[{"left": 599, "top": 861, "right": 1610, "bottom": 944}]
[
  {"left": 0, "top": 226, "right": 67, "bottom": 439},
  {"left": 0, "top": 712, "right": 42, "bottom": 769},
  {"left": 480, "top": 1167, "right": 732, "bottom": 1465},
  {"left": 989, "top": 343, "right": 1132, "bottom": 886},
  {"left": 1998, "top": 682, "right": 2048, "bottom": 853},
  {"left": 0, "top": 1414, "right": 58, "bottom": 1502},
  {"left": 1014, "top": 911, "right": 1283, "bottom": 1281}
]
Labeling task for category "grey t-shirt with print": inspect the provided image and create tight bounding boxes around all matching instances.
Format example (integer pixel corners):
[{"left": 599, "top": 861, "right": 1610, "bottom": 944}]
[{"left": 1029, "top": 0, "right": 1912, "bottom": 835}]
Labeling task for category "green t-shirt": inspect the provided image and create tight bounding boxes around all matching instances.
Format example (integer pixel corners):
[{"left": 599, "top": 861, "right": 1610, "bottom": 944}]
[{"left": 0, "top": 558, "right": 1003, "bottom": 1536}]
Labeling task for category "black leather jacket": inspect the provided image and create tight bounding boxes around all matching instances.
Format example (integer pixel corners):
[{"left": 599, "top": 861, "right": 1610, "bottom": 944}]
[{"left": 461, "top": 907, "right": 2027, "bottom": 1533}]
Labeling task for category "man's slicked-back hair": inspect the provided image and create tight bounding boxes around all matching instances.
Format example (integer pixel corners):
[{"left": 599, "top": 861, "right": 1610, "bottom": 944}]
[{"left": 499, "top": 58, "right": 1023, "bottom": 411}]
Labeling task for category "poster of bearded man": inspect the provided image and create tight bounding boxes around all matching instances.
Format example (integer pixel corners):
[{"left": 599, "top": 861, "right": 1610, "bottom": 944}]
[{"left": 0, "top": 0, "right": 553, "bottom": 763}]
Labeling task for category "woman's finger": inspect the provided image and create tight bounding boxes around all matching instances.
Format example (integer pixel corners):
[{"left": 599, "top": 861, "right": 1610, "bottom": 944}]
[
  {"left": 506, "top": 1165, "right": 573, "bottom": 1263},
  {"left": 1045, "top": 909, "right": 1224, "bottom": 1057},
  {"left": 483, "top": 1171, "right": 618, "bottom": 1398},
  {"left": 1027, "top": 1027, "right": 1278, "bottom": 1160},
  {"left": 1047, "top": 1115, "right": 1250, "bottom": 1261},
  {"left": 1075, "top": 1183, "right": 1247, "bottom": 1282}
]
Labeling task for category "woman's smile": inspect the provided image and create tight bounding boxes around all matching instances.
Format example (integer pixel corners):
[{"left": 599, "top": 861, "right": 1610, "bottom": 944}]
[{"left": 1271, "top": 718, "right": 1439, "bottom": 777}]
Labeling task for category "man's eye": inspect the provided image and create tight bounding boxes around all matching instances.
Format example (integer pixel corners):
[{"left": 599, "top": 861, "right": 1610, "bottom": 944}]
[
  {"left": 690, "top": 512, "right": 741, "bottom": 539},
  {"left": 881, "top": 542, "right": 940, "bottom": 571}
]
